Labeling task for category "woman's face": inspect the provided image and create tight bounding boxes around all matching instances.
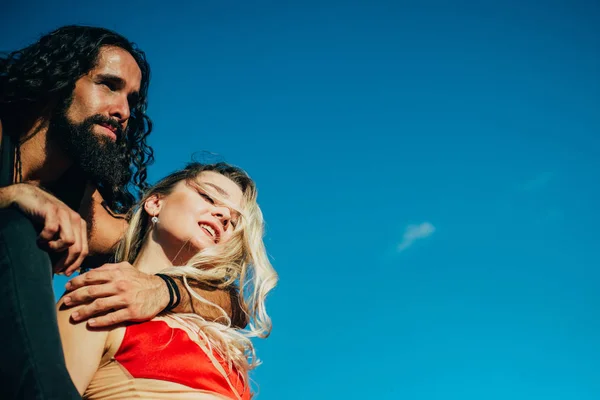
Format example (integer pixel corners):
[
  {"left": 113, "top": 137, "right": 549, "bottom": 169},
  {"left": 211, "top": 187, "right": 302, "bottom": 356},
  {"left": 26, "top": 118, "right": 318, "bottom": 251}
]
[{"left": 148, "top": 171, "right": 244, "bottom": 262}]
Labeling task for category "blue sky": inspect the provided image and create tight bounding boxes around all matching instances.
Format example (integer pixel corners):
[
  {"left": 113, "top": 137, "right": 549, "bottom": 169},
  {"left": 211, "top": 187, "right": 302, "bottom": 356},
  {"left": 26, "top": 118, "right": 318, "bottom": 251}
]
[{"left": 3, "top": 1, "right": 600, "bottom": 398}]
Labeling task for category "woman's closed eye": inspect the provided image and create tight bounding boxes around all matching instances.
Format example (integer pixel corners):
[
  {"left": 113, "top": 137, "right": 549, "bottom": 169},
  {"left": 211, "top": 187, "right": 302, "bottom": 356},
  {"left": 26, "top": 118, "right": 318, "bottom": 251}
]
[
  {"left": 198, "top": 190, "right": 238, "bottom": 229},
  {"left": 199, "top": 192, "right": 215, "bottom": 204}
]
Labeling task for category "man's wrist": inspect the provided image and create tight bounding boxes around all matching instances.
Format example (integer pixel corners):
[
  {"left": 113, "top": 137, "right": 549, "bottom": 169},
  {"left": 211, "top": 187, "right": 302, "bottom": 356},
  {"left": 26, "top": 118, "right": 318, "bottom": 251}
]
[
  {"left": 155, "top": 274, "right": 171, "bottom": 312},
  {"left": 155, "top": 274, "right": 182, "bottom": 314}
]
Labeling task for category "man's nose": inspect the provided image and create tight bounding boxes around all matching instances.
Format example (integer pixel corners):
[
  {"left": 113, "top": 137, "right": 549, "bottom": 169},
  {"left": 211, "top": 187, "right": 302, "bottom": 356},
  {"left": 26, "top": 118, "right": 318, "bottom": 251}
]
[{"left": 110, "top": 95, "right": 131, "bottom": 125}]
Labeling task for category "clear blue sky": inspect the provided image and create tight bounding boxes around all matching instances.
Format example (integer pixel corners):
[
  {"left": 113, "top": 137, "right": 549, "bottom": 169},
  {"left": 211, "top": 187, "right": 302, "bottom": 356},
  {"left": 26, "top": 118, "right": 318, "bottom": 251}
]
[{"left": 2, "top": 1, "right": 599, "bottom": 398}]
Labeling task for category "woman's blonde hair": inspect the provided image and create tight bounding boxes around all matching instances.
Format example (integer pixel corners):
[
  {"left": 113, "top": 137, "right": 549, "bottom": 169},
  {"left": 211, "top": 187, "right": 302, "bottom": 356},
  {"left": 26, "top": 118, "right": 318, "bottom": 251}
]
[{"left": 115, "top": 162, "right": 277, "bottom": 396}]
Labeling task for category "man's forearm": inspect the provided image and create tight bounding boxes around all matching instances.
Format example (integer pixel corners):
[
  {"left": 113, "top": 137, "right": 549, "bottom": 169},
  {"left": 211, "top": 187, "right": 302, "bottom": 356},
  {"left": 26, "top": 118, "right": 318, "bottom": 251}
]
[
  {"left": 170, "top": 278, "right": 247, "bottom": 328},
  {"left": 63, "top": 262, "right": 250, "bottom": 329},
  {"left": 0, "top": 185, "right": 18, "bottom": 208}
]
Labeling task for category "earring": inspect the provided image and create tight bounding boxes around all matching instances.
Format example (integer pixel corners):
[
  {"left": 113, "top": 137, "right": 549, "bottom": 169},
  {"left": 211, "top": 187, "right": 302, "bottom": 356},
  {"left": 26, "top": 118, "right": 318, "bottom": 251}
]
[{"left": 151, "top": 215, "right": 159, "bottom": 224}]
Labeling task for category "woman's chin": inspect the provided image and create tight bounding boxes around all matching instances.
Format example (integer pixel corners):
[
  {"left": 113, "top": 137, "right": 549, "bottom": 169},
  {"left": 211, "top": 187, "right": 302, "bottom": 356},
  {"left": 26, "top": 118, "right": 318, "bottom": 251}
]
[
  {"left": 161, "top": 236, "right": 218, "bottom": 264},
  {"left": 190, "top": 235, "right": 220, "bottom": 251}
]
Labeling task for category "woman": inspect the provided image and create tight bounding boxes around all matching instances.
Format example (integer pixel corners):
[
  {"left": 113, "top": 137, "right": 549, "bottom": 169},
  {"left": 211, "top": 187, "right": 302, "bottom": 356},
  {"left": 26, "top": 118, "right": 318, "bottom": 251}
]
[{"left": 57, "top": 162, "right": 277, "bottom": 400}]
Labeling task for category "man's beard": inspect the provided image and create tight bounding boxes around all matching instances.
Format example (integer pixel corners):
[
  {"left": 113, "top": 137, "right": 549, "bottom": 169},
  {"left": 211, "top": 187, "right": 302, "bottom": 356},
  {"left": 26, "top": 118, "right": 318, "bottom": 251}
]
[{"left": 48, "top": 105, "right": 131, "bottom": 190}]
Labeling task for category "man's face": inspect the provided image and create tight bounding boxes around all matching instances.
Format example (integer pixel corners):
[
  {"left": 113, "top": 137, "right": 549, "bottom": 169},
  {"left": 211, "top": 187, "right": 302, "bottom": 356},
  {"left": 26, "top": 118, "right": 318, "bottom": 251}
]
[
  {"left": 67, "top": 45, "right": 142, "bottom": 138},
  {"left": 49, "top": 45, "right": 143, "bottom": 188}
]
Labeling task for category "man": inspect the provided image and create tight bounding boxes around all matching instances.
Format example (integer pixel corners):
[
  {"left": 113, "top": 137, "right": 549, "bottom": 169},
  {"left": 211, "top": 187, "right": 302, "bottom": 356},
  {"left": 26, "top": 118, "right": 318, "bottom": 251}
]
[{"left": 0, "top": 25, "right": 242, "bottom": 400}]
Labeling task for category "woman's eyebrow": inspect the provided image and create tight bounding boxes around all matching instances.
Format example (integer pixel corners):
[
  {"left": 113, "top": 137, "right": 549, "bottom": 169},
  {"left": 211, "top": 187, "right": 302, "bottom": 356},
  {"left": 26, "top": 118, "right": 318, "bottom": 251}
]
[{"left": 203, "top": 182, "right": 229, "bottom": 198}]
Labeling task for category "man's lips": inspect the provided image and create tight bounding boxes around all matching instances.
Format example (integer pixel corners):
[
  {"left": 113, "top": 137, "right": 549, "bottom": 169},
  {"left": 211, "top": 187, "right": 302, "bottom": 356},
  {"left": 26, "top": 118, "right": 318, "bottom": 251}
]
[{"left": 97, "top": 123, "right": 117, "bottom": 140}]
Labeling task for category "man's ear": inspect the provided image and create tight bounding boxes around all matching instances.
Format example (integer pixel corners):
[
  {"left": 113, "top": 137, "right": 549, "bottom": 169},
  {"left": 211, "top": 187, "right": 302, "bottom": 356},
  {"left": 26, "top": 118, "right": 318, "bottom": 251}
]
[{"left": 143, "top": 194, "right": 163, "bottom": 217}]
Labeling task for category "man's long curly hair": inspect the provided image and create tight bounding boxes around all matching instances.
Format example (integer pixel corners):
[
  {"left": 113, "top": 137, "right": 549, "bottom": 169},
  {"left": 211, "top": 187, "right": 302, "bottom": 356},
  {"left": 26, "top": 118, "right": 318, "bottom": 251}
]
[{"left": 0, "top": 25, "right": 154, "bottom": 212}]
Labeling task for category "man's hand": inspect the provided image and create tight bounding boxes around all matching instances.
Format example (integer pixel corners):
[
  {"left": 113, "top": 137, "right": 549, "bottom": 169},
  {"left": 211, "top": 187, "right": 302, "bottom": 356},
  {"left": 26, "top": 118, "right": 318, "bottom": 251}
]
[
  {"left": 0, "top": 183, "right": 88, "bottom": 275},
  {"left": 62, "top": 262, "right": 169, "bottom": 328}
]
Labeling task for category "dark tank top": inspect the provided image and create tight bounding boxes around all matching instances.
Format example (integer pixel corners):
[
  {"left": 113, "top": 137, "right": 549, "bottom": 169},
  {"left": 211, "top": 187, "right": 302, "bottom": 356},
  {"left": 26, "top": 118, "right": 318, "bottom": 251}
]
[{"left": 0, "top": 132, "right": 15, "bottom": 187}]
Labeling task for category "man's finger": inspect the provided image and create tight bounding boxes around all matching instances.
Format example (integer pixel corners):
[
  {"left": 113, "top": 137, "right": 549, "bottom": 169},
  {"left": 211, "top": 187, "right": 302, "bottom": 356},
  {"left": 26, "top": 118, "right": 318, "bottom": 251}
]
[
  {"left": 64, "top": 258, "right": 83, "bottom": 277},
  {"left": 38, "top": 210, "right": 60, "bottom": 242},
  {"left": 87, "top": 309, "right": 132, "bottom": 328},
  {"left": 65, "top": 270, "right": 113, "bottom": 291},
  {"left": 53, "top": 253, "right": 69, "bottom": 274},
  {"left": 61, "top": 239, "right": 82, "bottom": 275},
  {"left": 45, "top": 239, "right": 71, "bottom": 252},
  {"left": 56, "top": 208, "right": 75, "bottom": 246},
  {"left": 62, "top": 214, "right": 83, "bottom": 270},
  {"left": 63, "top": 259, "right": 82, "bottom": 277},
  {"left": 53, "top": 242, "right": 81, "bottom": 273},
  {"left": 60, "top": 245, "right": 81, "bottom": 273},
  {"left": 64, "top": 219, "right": 89, "bottom": 276},
  {"left": 70, "top": 296, "right": 128, "bottom": 322},
  {"left": 63, "top": 284, "right": 117, "bottom": 306}
]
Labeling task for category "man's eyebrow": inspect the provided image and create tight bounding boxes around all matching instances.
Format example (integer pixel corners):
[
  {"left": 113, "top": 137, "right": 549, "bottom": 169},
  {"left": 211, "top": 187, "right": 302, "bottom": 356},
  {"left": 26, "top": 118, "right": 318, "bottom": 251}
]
[
  {"left": 97, "top": 74, "right": 140, "bottom": 97},
  {"left": 204, "top": 182, "right": 229, "bottom": 198},
  {"left": 96, "top": 73, "right": 125, "bottom": 88}
]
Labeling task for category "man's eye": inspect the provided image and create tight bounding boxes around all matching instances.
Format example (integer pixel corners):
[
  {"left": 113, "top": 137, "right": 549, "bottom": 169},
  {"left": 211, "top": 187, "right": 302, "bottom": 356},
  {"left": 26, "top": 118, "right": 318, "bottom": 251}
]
[{"left": 101, "top": 81, "right": 116, "bottom": 91}]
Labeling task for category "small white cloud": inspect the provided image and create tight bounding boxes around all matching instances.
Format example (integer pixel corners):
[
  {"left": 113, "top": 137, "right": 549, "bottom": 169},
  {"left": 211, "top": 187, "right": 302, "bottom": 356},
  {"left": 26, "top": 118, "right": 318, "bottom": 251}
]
[{"left": 398, "top": 222, "right": 436, "bottom": 252}]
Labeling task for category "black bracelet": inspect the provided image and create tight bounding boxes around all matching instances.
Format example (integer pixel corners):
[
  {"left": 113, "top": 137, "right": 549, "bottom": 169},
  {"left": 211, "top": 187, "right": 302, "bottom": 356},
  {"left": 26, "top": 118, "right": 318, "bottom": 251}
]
[
  {"left": 169, "top": 276, "right": 181, "bottom": 311},
  {"left": 156, "top": 273, "right": 175, "bottom": 314}
]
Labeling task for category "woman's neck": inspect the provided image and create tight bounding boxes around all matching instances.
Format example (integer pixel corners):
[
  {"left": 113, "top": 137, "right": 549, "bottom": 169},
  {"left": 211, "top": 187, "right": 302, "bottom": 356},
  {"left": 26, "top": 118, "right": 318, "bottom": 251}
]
[{"left": 133, "top": 241, "right": 174, "bottom": 275}]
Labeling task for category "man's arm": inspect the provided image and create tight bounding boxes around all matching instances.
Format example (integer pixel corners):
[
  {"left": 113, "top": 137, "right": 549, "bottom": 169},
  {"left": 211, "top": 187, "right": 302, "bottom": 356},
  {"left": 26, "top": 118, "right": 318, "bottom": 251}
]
[{"left": 63, "top": 263, "right": 248, "bottom": 328}]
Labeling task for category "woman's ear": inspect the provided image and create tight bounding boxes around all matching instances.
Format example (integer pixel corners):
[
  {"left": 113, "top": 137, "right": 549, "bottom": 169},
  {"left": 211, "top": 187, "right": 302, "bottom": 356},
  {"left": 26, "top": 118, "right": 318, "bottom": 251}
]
[{"left": 144, "top": 194, "right": 162, "bottom": 217}]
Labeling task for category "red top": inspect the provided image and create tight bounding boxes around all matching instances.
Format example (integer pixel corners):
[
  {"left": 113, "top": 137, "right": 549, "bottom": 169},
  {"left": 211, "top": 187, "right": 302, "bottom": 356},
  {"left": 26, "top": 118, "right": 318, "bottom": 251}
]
[{"left": 114, "top": 320, "right": 250, "bottom": 400}]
